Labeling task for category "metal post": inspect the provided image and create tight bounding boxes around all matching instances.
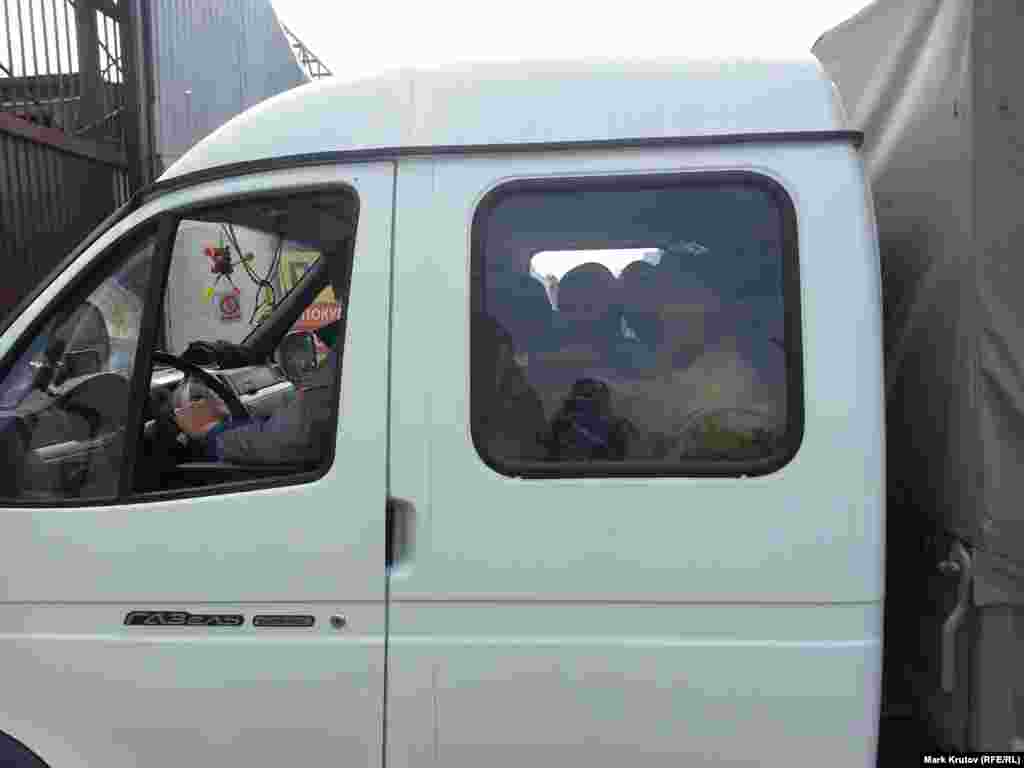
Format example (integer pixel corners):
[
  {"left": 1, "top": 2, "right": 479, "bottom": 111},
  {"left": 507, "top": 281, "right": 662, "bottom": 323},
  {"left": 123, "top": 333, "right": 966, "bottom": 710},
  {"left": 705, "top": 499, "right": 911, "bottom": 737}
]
[
  {"left": 62, "top": 0, "right": 73, "bottom": 127},
  {"left": 3, "top": 0, "right": 15, "bottom": 107},
  {"left": 75, "top": 0, "right": 101, "bottom": 131},
  {"left": 119, "top": 0, "right": 145, "bottom": 190},
  {"left": 49, "top": 0, "right": 66, "bottom": 130},
  {"left": 16, "top": 0, "right": 29, "bottom": 102},
  {"left": 38, "top": 0, "right": 53, "bottom": 122},
  {"left": 98, "top": 6, "right": 109, "bottom": 123},
  {"left": 26, "top": 0, "right": 40, "bottom": 100},
  {"left": 2, "top": 0, "right": 12, "bottom": 76},
  {"left": 138, "top": 0, "right": 157, "bottom": 179}
]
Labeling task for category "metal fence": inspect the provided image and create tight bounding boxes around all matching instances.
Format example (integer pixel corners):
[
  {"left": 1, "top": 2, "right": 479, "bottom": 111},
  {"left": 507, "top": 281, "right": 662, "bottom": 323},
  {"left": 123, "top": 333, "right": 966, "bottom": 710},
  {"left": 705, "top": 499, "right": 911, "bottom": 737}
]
[
  {"left": 0, "top": 110, "right": 129, "bottom": 310},
  {"left": 280, "top": 22, "right": 332, "bottom": 80},
  {"left": 0, "top": 0, "right": 130, "bottom": 141},
  {"left": 0, "top": 0, "right": 144, "bottom": 316}
]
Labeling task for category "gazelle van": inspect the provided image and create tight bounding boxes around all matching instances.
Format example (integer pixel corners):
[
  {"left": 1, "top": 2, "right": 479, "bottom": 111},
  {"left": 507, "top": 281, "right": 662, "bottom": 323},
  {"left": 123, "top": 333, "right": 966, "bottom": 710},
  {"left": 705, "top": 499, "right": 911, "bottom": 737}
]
[{"left": 0, "top": 56, "right": 885, "bottom": 766}]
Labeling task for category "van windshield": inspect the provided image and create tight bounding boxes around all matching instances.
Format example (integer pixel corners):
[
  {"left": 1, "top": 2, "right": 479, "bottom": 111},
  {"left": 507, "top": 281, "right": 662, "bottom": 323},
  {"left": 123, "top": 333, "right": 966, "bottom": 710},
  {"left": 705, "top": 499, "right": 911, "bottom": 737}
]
[{"left": 160, "top": 201, "right": 334, "bottom": 357}]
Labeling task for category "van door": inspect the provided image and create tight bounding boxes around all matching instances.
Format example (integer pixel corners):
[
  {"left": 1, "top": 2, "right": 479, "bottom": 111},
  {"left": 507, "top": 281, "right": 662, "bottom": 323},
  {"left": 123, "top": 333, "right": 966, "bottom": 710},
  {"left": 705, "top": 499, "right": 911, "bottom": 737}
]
[
  {"left": 0, "top": 163, "right": 393, "bottom": 767},
  {"left": 386, "top": 147, "right": 883, "bottom": 766}
]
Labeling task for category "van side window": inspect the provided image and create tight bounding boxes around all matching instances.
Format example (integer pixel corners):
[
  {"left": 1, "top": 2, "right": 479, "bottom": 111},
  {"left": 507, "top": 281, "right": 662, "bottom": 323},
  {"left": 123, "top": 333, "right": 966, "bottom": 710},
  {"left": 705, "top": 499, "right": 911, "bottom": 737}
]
[
  {"left": 470, "top": 173, "right": 802, "bottom": 476},
  {"left": 0, "top": 233, "right": 158, "bottom": 501},
  {"left": 133, "top": 190, "right": 356, "bottom": 496},
  {"left": 0, "top": 188, "right": 359, "bottom": 505}
]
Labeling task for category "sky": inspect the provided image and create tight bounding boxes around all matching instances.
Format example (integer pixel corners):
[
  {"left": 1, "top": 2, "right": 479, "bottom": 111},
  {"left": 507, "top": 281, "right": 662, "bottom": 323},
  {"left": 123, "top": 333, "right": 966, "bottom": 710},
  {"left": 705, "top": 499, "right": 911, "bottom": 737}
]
[{"left": 271, "top": 0, "right": 873, "bottom": 83}]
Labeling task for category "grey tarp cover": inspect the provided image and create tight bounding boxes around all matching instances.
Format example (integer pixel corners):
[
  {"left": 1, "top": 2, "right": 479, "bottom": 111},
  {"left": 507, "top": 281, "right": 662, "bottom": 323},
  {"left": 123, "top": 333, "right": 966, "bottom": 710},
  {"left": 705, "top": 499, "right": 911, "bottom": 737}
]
[{"left": 814, "top": 0, "right": 1024, "bottom": 574}]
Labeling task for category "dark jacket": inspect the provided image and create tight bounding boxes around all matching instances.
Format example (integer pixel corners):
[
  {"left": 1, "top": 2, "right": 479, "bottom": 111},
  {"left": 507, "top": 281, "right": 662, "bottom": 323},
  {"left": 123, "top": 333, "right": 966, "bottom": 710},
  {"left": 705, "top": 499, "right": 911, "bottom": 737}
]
[{"left": 209, "top": 349, "right": 338, "bottom": 465}]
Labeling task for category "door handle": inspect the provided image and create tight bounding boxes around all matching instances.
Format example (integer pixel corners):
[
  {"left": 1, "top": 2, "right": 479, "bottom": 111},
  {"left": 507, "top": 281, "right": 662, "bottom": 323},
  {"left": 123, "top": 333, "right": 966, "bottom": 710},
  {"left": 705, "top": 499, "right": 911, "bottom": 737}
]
[
  {"left": 939, "top": 540, "right": 973, "bottom": 693},
  {"left": 386, "top": 497, "right": 415, "bottom": 569}
]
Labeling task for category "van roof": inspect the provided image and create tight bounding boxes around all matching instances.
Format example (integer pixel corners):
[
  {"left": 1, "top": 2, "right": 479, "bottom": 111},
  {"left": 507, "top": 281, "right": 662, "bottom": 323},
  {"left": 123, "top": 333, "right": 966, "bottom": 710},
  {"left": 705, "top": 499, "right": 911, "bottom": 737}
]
[{"left": 159, "top": 56, "right": 848, "bottom": 181}]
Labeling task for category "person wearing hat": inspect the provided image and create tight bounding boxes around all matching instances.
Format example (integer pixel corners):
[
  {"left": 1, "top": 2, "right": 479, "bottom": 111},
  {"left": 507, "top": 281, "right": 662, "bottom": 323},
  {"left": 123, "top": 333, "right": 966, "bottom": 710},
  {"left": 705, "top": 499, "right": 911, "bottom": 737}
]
[{"left": 533, "top": 263, "right": 637, "bottom": 407}]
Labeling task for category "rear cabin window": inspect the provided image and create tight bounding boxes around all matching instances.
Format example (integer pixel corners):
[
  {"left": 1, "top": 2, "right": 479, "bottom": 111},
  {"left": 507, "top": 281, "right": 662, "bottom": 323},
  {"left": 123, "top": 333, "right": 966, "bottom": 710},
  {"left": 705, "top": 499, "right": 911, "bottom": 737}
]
[{"left": 470, "top": 173, "right": 802, "bottom": 477}]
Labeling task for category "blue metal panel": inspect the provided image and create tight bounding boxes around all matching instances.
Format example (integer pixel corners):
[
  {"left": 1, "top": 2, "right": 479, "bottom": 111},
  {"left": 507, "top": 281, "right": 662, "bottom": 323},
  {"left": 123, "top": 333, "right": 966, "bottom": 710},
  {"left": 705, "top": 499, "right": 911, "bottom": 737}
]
[{"left": 151, "top": 0, "right": 307, "bottom": 171}]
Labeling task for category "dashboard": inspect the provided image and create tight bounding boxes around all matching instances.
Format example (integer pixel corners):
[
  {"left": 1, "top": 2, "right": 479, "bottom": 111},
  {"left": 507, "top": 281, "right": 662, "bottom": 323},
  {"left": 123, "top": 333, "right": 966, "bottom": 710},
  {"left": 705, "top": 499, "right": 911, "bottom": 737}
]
[{"left": 3, "top": 356, "right": 306, "bottom": 499}]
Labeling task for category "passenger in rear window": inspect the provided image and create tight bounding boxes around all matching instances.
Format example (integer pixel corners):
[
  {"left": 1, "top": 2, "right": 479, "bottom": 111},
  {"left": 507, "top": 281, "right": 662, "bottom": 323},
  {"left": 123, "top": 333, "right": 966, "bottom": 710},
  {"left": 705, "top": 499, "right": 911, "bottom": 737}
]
[
  {"left": 471, "top": 174, "right": 801, "bottom": 476},
  {"left": 612, "top": 256, "right": 783, "bottom": 460}
]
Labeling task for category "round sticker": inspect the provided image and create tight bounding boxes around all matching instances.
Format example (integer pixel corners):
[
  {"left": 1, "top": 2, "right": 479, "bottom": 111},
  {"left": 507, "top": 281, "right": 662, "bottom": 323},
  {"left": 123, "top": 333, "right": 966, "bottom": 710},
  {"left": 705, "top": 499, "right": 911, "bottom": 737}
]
[{"left": 219, "top": 293, "right": 241, "bottom": 322}]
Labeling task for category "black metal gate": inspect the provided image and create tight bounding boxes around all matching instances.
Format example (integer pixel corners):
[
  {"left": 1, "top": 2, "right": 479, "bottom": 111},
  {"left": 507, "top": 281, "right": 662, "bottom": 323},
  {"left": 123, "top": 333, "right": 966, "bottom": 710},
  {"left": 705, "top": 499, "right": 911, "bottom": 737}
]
[{"left": 0, "top": 0, "right": 150, "bottom": 317}]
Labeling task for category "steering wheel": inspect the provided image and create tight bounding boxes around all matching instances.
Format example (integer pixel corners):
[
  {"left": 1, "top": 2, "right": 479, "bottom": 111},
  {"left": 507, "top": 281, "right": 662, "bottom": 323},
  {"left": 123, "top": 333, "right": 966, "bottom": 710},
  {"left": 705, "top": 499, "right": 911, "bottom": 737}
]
[{"left": 151, "top": 351, "right": 249, "bottom": 423}]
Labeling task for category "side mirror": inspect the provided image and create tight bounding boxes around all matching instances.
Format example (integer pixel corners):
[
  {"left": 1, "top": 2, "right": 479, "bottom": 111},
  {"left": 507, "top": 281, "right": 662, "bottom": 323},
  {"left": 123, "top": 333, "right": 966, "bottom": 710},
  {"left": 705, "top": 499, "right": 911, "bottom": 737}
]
[{"left": 277, "top": 331, "right": 319, "bottom": 382}]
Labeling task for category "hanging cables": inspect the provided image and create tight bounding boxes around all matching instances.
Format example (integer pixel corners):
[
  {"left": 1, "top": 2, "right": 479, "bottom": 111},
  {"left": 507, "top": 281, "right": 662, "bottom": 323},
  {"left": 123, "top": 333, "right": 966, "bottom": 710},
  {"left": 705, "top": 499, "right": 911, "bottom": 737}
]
[
  {"left": 214, "top": 223, "right": 279, "bottom": 326},
  {"left": 249, "top": 232, "right": 284, "bottom": 325}
]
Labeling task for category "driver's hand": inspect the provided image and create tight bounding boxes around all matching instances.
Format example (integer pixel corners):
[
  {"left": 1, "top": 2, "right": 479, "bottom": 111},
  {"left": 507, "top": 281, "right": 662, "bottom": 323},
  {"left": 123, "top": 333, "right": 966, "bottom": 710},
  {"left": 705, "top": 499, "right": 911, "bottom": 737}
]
[{"left": 173, "top": 398, "right": 229, "bottom": 438}]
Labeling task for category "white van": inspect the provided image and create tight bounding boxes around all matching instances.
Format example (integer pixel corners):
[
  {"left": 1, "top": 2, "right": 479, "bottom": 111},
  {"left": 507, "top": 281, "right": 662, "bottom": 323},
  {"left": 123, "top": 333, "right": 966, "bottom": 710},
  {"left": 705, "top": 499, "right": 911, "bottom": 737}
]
[{"left": 0, "top": 58, "right": 884, "bottom": 767}]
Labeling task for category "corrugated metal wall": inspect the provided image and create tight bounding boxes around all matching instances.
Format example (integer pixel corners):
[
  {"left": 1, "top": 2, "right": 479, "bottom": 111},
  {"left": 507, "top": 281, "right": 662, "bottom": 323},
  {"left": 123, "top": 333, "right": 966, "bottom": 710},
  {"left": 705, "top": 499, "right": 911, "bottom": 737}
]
[
  {"left": 0, "top": 116, "right": 129, "bottom": 312},
  {"left": 150, "top": 0, "right": 308, "bottom": 172},
  {"left": 0, "top": 0, "right": 137, "bottom": 318}
]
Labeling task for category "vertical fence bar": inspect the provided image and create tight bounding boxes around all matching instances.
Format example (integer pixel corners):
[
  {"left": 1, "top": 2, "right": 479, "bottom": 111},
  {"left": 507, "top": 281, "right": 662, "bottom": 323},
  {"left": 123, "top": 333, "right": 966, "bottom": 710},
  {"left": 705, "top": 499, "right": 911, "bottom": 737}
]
[
  {"left": 27, "top": 0, "right": 40, "bottom": 103},
  {"left": 52, "top": 136, "right": 64, "bottom": 233},
  {"left": 15, "top": 138, "right": 27, "bottom": 258},
  {"left": 0, "top": 136, "right": 17, "bottom": 261},
  {"left": 3, "top": 0, "right": 14, "bottom": 86},
  {"left": 117, "top": 13, "right": 125, "bottom": 144},
  {"left": 119, "top": 0, "right": 144, "bottom": 190},
  {"left": 38, "top": 0, "right": 53, "bottom": 120},
  {"left": 101, "top": 7, "right": 111, "bottom": 130},
  {"left": 23, "top": 142, "right": 36, "bottom": 260},
  {"left": 16, "top": 0, "right": 28, "bottom": 98},
  {"left": 35, "top": 138, "right": 48, "bottom": 243},
  {"left": 110, "top": 9, "right": 119, "bottom": 129},
  {"left": 1, "top": 137, "right": 14, "bottom": 266},
  {"left": 36, "top": 144, "right": 52, "bottom": 285},
  {"left": 62, "top": 0, "right": 73, "bottom": 127},
  {"left": 50, "top": 0, "right": 65, "bottom": 128},
  {"left": 75, "top": 0, "right": 100, "bottom": 133},
  {"left": 110, "top": 10, "right": 117, "bottom": 124},
  {"left": 44, "top": 128, "right": 58, "bottom": 231},
  {"left": 50, "top": 151, "right": 61, "bottom": 245},
  {"left": 112, "top": 10, "right": 121, "bottom": 121},
  {"left": 107, "top": 8, "right": 117, "bottom": 129},
  {"left": 7, "top": 139, "right": 22, "bottom": 257},
  {"left": 0, "top": 142, "right": 11, "bottom": 267},
  {"left": 23, "top": 141, "right": 37, "bottom": 272},
  {"left": 28, "top": 145, "right": 41, "bottom": 287}
]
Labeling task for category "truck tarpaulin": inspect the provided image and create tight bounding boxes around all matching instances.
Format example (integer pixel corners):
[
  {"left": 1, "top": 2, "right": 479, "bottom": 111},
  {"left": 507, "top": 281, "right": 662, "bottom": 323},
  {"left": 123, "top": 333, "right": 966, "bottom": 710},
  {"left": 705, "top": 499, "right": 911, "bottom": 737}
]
[
  {"left": 815, "top": 0, "right": 1024, "bottom": 582},
  {"left": 816, "top": 1, "right": 1024, "bottom": 748}
]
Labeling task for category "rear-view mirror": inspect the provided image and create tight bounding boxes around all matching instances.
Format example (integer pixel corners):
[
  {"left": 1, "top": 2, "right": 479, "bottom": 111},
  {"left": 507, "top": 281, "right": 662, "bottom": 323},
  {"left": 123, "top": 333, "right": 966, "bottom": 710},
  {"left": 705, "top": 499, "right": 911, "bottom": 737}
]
[{"left": 277, "top": 331, "right": 318, "bottom": 382}]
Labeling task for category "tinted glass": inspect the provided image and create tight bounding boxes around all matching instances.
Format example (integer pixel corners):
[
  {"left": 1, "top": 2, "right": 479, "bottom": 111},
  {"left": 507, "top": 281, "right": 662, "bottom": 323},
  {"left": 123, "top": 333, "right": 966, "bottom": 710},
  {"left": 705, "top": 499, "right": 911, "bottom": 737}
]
[
  {"left": 134, "top": 190, "right": 356, "bottom": 494},
  {"left": 471, "top": 175, "right": 800, "bottom": 475},
  {"left": 0, "top": 235, "right": 156, "bottom": 501}
]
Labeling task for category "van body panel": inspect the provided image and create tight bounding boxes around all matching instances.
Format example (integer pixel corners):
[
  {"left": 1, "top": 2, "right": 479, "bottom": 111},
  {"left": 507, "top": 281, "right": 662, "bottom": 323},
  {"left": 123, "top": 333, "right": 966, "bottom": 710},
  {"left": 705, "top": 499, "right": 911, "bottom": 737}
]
[
  {"left": 387, "top": 144, "right": 883, "bottom": 763},
  {"left": 388, "top": 145, "right": 883, "bottom": 603},
  {"left": 0, "top": 603, "right": 385, "bottom": 768},
  {"left": 386, "top": 603, "right": 880, "bottom": 767},
  {"left": 0, "top": 164, "right": 393, "bottom": 764}
]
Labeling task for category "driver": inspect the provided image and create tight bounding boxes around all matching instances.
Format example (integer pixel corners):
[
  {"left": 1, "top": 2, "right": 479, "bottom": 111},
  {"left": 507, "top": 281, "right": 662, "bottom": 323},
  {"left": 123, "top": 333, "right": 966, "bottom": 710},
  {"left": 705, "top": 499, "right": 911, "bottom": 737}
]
[
  {"left": 173, "top": 245, "right": 351, "bottom": 467},
  {"left": 172, "top": 337, "right": 339, "bottom": 466}
]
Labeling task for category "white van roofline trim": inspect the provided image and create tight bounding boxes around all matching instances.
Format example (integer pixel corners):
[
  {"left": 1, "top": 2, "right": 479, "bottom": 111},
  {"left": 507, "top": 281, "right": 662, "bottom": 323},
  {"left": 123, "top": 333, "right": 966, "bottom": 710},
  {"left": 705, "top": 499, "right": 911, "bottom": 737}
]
[{"left": 143, "top": 130, "right": 863, "bottom": 202}]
